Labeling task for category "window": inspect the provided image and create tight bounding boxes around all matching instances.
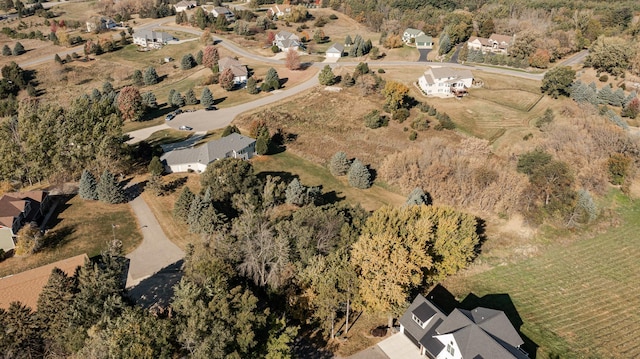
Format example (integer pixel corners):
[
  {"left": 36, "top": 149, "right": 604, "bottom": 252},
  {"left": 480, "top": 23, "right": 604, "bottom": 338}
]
[
  {"left": 411, "top": 314, "right": 423, "bottom": 327},
  {"left": 447, "top": 342, "right": 455, "bottom": 356}
]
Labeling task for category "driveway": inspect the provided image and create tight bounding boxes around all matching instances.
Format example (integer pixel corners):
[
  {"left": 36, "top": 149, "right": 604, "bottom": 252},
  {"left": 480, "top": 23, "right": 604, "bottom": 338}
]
[
  {"left": 126, "top": 123, "right": 170, "bottom": 144},
  {"left": 417, "top": 49, "right": 431, "bottom": 62},
  {"left": 126, "top": 189, "right": 185, "bottom": 288},
  {"left": 377, "top": 333, "right": 423, "bottom": 359}
]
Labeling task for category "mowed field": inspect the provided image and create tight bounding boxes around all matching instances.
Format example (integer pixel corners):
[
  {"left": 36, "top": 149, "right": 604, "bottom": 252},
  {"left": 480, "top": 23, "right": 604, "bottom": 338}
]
[{"left": 444, "top": 193, "right": 640, "bottom": 359}]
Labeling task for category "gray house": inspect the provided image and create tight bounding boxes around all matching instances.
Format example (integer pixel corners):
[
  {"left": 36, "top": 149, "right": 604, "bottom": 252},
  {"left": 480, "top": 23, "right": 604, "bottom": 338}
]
[
  {"left": 399, "top": 295, "right": 529, "bottom": 359},
  {"left": 326, "top": 43, "right": 344, "bottom": 58},
  {"left": 161, "top": 133, "right": 256, "bottom": 173}
]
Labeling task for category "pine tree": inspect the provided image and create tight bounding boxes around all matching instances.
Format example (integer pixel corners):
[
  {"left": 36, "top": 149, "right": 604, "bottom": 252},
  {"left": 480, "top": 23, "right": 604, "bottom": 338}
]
[
  {"left": 201, "top": 87, "right": 214, "bottom": 109},
  {"left": 185, "top": 88, "right": 198, "bottom": 105},
  {"left": 195, "top": 49, "right": 203, "bottom": 65},
  {"left": 79, "top": 169, "right": 98, "bottom": 200},
  {"left": 256, "top": 133, "right": 270, "bottom": 155},
  {"left": 97, "top": 169, "right": 126, "bottom": 204},
  {"left": 344, "top": 35, "right": 352, "bottom": 46},
  {"left": 318, "top": 65, "right": 336, "bottom": 86},
  {"left": 406, "top": 187, "right": 429, "bottom": 206},
  {"left": 141, "top": 91, "right": 157, "bottom": 109},
  {"left": 222, "top": 125, "right": 240, "bottom": 137},
  {"left": 168, "top": 89, "right": 176, "bottom": 107},
  {"left": 1, "top": 44, "right": 11, "bottom": 56},
  {"left": 612, "top": 88, "right": 625, "bottom": 107},
  {"left": 347, "top": 159, "right": 372, "bottom": 189},
  {"left": 285, "top": 178, "right": 305, "bottom": 206},
  {"left": 264, "top": 67, "right": 280, "bottom": 90},
  {"left": 148, "top": 156, "right": 164, "bottom": 175},
  {"left": 246, "top": 77, "right": 259, "bottom": 94},
  {"left": 597, "top": 85, "right": 613, "bottom": 105},
  {"left": 102, "top": 81, "right": 113, "bottom": 95},
  {"left": 36, "top": 268, "right": 75, "bottom": 351},
  {"left": 143, "top": 66, "right": 158, "bottom": 85},
  {"left": 181, "top": 53, "right": 196, "bottom": 70},
  {"left": 329, "top": 151, "right": 350, "bottom": 176},
  {"left": 172, "top": 91, "right": 185, "bottom": 107},
  {"left": 173, "top": 186, "right": 195, "bottom": 223},
  {"left": 12, "top": 42, "right": 25, "bottom": 56},
  {"left": 54, "top": 53, "right": 63, "bottom": 64},
  {"left": 147, "top": 173, "right": 164, "bottom": 196},
  {"left": 132, "top": 69, "right": 144, "bottom": 86}
]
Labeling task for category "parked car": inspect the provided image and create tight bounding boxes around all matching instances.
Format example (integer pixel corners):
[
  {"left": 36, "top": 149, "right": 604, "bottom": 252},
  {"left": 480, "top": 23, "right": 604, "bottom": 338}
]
[
  {"left": 179, "top": 125, "right": 193, "bottom": 131},
  {"left": 165, "top": 113, "right": 175, "bottom": 121},
  {"left": 174, "top": 109, "right": 183, "bottom": 115}
]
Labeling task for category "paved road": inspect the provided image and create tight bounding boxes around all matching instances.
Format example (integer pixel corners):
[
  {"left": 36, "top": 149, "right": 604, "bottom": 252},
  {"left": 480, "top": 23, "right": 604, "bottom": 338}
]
[
  {"left": 558, "top": 49, "right": 589, "bottom": 67},
  {"left": 126, "top": 123, "right": 170, "bottom": 144},
  {"left": 125, "top": 189, "right": 185, "bottom": 288}
]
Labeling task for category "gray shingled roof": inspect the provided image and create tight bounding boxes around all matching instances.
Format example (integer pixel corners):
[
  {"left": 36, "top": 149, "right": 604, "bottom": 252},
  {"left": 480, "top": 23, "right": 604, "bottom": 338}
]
[
  {"left": 135, "top": 30, "right": 173, "bottom": 42},
  {"left": 415, "top": 34, "right": 433, "bottom": 44},
  {"left": 404, "top": 28, "right": 424, "bottom": 36},
  {"left": 161, "top": 133, "right": 255, "bottom": 167},
  {"left": 430, "top": 67, "right": 473, "bottom": 81},
  {"left": 218, "top": 57, "right": 248, "bottom": 77},
  {"left": 327, "top": 43, "right": 344, "bottom": 53}
]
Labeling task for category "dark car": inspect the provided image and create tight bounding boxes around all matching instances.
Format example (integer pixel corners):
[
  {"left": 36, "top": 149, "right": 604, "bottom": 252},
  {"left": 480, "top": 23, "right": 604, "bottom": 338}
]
[{"left": 165, "top": 113, "right": 175, "bottom": 121}]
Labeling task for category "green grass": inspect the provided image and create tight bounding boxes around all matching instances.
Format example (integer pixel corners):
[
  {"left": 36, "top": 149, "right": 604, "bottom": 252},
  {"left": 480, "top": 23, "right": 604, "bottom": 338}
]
[
  {"left": 0, "top": 196, "right": 142, "bottom": 278},
  {"left": 445, "top": 192, "right": 640, "bottom": 359},
  {"left": 251, "top": 151, "right": 405, "bottom": 211},
  {"left": 145, "top": 129, "right": 193, "bottom": 146},
  {"left": 471, "top": 89, "right": 543, "bottom": 112}
]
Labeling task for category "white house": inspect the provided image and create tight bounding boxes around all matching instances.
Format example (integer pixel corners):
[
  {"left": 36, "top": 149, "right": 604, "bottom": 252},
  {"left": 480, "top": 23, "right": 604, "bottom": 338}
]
[
  {"left": 174, "top": 0, "right": 196, "bottom": 12},
  {"left": 467, "top": 33, "right": 513, "bottom": 54},
  {"left": 86, "top": 16, "right": 117, "bottom": 33},
  {"left": 399, "top": 295, "right": 529, "bottom": 359},
  {"left": 418, "top": 67, "right": 473, "bottom": 97},
  {"left": 218, "top": 57, "right": 248, "bottom": 84},
  {"left": 325, "top": 43, "right": 344, "bottom": 58},
  {"left": 160, "top": 133, "right": 256, "bottom": 173},
  {"left": 273, "top": 30, "right": 302, "bottom": 52},
  {"left": 402, "top": 28, "right": 425, "bottom": 44},
  {"left": 133, "top": 30, "right": 175, "bottom": 49},
  {"left": 268, "top": 5, "right": 291, "bottom": 18},
  {"left": 211, "top": 6, "right": 236, "bottom": 22},
  {"left": 415, "top": 34, "right": 434, "bottom": 49}
]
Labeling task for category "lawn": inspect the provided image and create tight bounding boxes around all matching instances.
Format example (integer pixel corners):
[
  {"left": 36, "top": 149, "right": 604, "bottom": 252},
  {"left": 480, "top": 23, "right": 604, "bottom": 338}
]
[
  {"left": 251, "top": 152, "right": 405, "bottom": 212},
  {"left": 443, "top": 192, "right": 640, "bottom": 359},
  {"left": 0, "top": 196, "right": 142, "bottom": 278}
]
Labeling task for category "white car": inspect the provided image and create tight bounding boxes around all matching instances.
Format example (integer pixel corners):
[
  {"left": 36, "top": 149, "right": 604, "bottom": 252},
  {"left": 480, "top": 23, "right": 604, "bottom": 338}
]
[{"left": 179, "top": 125, "right": 193, "bottom": 131}]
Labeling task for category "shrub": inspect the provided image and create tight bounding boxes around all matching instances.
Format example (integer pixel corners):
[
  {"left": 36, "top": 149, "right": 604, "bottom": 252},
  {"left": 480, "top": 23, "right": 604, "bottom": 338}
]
[
  {"left": 599, "top": 74, "right": 608, "bottom": 82},
  {"left": 409, "top": 131, "right": 417, "bottom": 140},
  {"left": 377, "top": 68, "right": 385, "bottom": 73},
  {"left": 364, "top": 109, "right": 387, "bottom": 129},
  {"left": 393, "top": 108, "right": 410, "bottom": 123},
  {"left": 271, "top": 45, "right": 280, "bottom": 53},
  {"left": 411, "top": 116, "right": 429, "bottom": 131},
  {"left": 347, "top": 159, "right": 372, "bottom": 189},
  {"left": 329, "top": 14, "right": 338, "bottom": 20}
]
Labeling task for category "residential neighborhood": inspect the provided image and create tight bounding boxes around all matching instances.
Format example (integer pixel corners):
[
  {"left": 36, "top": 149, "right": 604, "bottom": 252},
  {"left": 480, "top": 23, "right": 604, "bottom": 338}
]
[{"left": 0, "top": 0, "right": 639, "bottom": 358}]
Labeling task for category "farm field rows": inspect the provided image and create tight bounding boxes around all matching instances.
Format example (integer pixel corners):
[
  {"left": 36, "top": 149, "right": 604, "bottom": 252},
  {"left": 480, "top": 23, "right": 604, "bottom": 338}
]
[{"left": 444, "top": 194, "right": 640, "bottom": 359}]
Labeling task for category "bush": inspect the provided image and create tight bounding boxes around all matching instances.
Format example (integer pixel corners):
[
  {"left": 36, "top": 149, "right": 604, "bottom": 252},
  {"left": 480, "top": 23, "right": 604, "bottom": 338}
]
[
  {"left": 364, "top": 109, "right": 387, "bottom": 129},
  {"left": 393, "top": 108, "right": 410, "bottom": 123},
  {"left": 377, "top": 68, "right": 385, "bottom": 73},
  {"left": 411, "top": 116, "right": 429, "bottom": 131},
  {"left": 271, "top": 45, "right": 280, "bottom": 53},
  {"left": 409, "top": 131, "right": 417, "bottom": 141},
  {"left": 347, "top": 159, "right": 372, "bottom": 189},
  {"left": 329, "top": 14, "right": 338, "bottom": 20},
  {"left": 599, "top": 74, "right": 608, "bottom": 82}
]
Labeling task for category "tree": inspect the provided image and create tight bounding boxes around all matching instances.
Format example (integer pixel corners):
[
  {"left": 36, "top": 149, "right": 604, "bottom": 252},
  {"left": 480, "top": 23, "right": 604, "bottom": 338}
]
[
  {"left": 201, "top": 87, "right": 214, "bottom": 109},
  {"left": 285, "top": 49, "right": 301, "bottom": 70},
  {"left": 141, "top": 91, "right": 158, "bottom": 109},
  {"left": 383, "top": 81, "right": 409, "bottom": 111},
  {"left": 261, "top": 67, "right": 280, "bottom": 92},
  {"left": 54, "top": 53, "right": 63, "bottom": 64},
  {"left": 12, "top": 42, "right": 25, "bottom": 56},
  {"left": 181, "top": 53, "right": 196, "bottom": 70},
  {"left": 285, "top": 178, "right": 319, "bottom": 206},
  {"left": 509, "top": 32, "right": 536, "bottom": 59},
  {"left": 200, "top": 29, "right": 211, "bottom": 45},
  {"left": 117, "top": 86, "right": 143, "bottom": 121},
  {"left": 622, "top": 97, "right": 640, "bottom": 119},
  {"left": 2, "top": 61, "right": 29, "bottom": 89},
  {"left": 318, "top": 65, "right": 335, "bottom": 86},
  {"left": 541, "top": 66, "right": 575, "bottom": 98},
  {"left": 172, "top": 91, "right": 185, "bottom": 107},
  {"left": 479, "top": 18, "right": 495, "bottom": 38},
  {"left": 222, "top": 125, "right": 240, "bottom": 137},
  {"left": 347, "top": 159, "right": 371, "bottom": 189},
  {"left": 329, "top": 151, "right": 350, "bottom": 176},
  {"left": 37, "top": 268, "right": 75, "bottom": 355},
  {"left": 97, "top": 169, "right": 126, "bottom": 204},
  {"left": 132, "top": 69, "right": 144, "bottom": 86},
  {"left": 200, "top": 158, "right": 259, "bottom": 203},
  {"left": 246, "top": 77, "right": 259, "bottom": 94},
  {"left": 265, "top": 317, "right": 298, "bottom": 359},
  {"left": 406, "top": 187, "right": 429, "bottom": 206},
  {"left": 0, "top": 302, "right": 44, "bottom": 358},
  {"left": 195, "top": 49, "right": 203, "bottom": 65},
  {"left": 219, "top": 68, "right": 235, "bottom": 91},
  {"left": 174, "top": 186, "right": 195, "bottom": 223},
  {"left": 585, "top": 37, "right": 633, "bottom": 75},
  {"left": 148, "top": 156, "right": 164, "bottom": 176},
  {"left": 202, "top": 45, "right": 220, "bottom": 69},
  {"left": 517, "top": 149, "right": 552, "bottom": 175},
  {"left": 608, "top": 153, "right": 631, "bottom": 185},
  {"left": 168, "top": 89, "right": 176, "bottom": 107},
  {"left": 143, "top": 66, "right": 158, "bottom": 85},
  {"left": 256, "top": 130, "right": 270, "bottom": 155},
  {"left": 185, "top": 88, "right": 198, "bottom": 105},
  {"left": 2, "top": 44, "right": 11, "bottom": 56},
  {"left": 438, "top": 33, "right": 451, "bottom": 55},
  {"left": 79, "top": 169, "right": 98, "bottom": 200}
]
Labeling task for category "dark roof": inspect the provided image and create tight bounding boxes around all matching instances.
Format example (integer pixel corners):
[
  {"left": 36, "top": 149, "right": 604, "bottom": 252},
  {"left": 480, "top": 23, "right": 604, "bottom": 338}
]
[
  {"left": 414, "top": 302, "right": 437, "bottom": 322},
  {"left": 420, "top": 318, "right": 445, "bottom": 356}
]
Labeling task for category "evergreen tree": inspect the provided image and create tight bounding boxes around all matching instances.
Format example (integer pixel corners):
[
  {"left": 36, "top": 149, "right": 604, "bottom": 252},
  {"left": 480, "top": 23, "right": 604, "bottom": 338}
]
[
  {"left": 141, "top": 91, "right": 158, "bottom": 109},
  {"left": 174, "top": 186, "right": 195, "bottom": 223},
  {"left": 147, "top": 173, "right": 164, "bottom": 196},
  {"left": 102, "top": 81, "right": 114, "bottom": 95},
  {"left": 1, "top": 44, "right": 10, "bottom": 56},
  {"left": 256, "top": 134, "right": 270, "bottom": 155},
  {"left": 405, "top": 187, "right": 430, "bottom": 206},
  {"left": 185, "top": 88, "right": 198, "bottom": 105},
  {"left": 347, "top": 159, "right": 371, "bottom": 189},
  {"left": 246, "top": 77, "right": 259, "bottom": 94},
  {"left": 222, "top": 125, "right": 240, "bottom": 137},
  {"left": 97, "top": 169, "right": 126, "bottom": 204},
  {"left": 285, "top": 178, "right": 305, "bottom": 206},
  {"left": 201, "top": 87, "right": 214, "bottom": 109},
  {"left": 172, "top": 91, "right": 185, "bottom": 107},
  {"left": 54, "top": 53, "right": 63, "bottom": 64},
  {"left": 438, "top": 33, "right": 451, "bottom": 55},
  {"left": 37, "top": 268, "right": 75, "bottom": 354},
  {"left": 143, "top": 66, "right": 158, "bottom": 85},
  {"left": 318, "top": 65, "right": 336, "bottom": 86},
  {"left": 195, "top": 49, "right": 203, "bottom": 65},
  {"left": 344, "top": 35, "right": 352, "bottom": 46},
  {"left": 597, "top": 85, "right": 613, "bottom": 105},
  {"left": 148, "top": 156, "right": 164, "bottom": 175},
  {"left": 168, "top": 89, "right": 176, "bottom": 107},
  {"left": 0, "top": 302, "right": 44, "bottom": 358},
  {"left": 329, "top": 151, "right": 350, "bottom": 176},
  {"left": 12, "top": 42, "right": 25, "bottom": 56},
  {"left": 132, "top": 69, "right": 144, "bottom": 86},
  {"left": 262, "top": 67, "right": 280, "bottom": 92},
  {"left": 79, "top": 169, "right": 98, "bottom": 200},
  {"left": 181, "top": 53, "right": 196, "bottom": 70},
  {"left": 612, "top": 88, "right": 625, "bottom": 107}
]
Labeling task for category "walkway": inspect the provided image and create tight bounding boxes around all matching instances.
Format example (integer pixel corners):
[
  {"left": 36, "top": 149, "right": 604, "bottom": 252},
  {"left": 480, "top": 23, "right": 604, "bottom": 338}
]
[{"left": 126, "top": 188, "right": 184, "bottom": 288}]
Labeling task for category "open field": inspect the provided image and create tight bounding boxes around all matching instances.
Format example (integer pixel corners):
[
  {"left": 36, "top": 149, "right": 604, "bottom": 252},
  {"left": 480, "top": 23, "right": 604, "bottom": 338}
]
[
  {"left": 443, "top": 192, "right": 640, "bottom": 359},
  {"left": 0, "top": 195, "right": 142, "bottom": 278},
  {"left": 251, "top": 152, "right": 405, "bottom": 212}
]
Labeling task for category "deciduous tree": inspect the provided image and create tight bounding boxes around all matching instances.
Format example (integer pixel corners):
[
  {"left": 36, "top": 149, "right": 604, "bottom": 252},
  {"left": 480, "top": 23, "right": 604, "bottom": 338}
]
[
  {"left": 285, "top": 49, "right": 301, "bottom": 70},
  {"left": 219, "top": 68, "right": 235, "bottom": 91},
  {"left": 202, "top": 45, "right": 219, "bottom": 69},
  {"left": 117, "top": 86, "right": 143, "bottom": 121},
  {"left": 541, "top": 66, "right": 575, "bottom": 98}
]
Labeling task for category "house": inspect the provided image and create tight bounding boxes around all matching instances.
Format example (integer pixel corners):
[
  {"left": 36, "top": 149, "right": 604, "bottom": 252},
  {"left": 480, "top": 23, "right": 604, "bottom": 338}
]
[
  {"left": 0, "top": 191, "right": 51, "bottom": 253},
  {"left": 415, "top": 34, "right": 434, "bottom": 49},
  {"left": 467, "top": 33, "right": 514, "bottom": 54},
  {"left": 273, "top": 30, "right": 302, "bottom": 52},
  {"left": 399, "top": 294, "right": 529, "bottom": 359},
  {"left": 174, "top": 0, "right": 196, "bottom": 12},
  {"left": 86, "top": 16, "right": 117, "bottom": 33},
  {"left": 325, "top": 43, "right": 344, "bottom": 58},
  {"left": 403, "top": 28, "right": 425, "bottom": 44},
  {"left": 268, "top": 5, "right": 291, "bottom": 19},
  {"left": 218, "top": 57, "right": 248, "bottom": 84},
  {"left": 0, "top": 253, "right": 88, "bottom": 309},
  {"left": 133, "top": 30, "right": 175, "bottom": 49},
  {"left": 161, "top": 133, "right": 256, "bottom": 173},
  {"left": 211, "top": 7, "right": 235, "bottom": 22},
  {"left": 418, "top": 67, "right": 474, "bottom": 97}
]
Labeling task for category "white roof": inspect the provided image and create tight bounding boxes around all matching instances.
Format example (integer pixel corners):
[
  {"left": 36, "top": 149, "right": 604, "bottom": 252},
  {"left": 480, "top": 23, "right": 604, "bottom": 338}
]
[{"left": 161, "top": 133, "right": 255, "bottom": 167}]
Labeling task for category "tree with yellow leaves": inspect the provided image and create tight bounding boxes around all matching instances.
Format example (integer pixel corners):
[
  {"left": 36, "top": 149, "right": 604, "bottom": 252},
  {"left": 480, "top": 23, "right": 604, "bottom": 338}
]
[{"left": 382, "top": 80, "right": 409, "bottom": 111}]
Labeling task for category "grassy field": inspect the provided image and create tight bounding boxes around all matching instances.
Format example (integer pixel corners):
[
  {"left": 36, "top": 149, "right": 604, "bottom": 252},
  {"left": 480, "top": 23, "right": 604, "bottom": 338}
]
[
  {"left": 0, "top": 196, "right": 142, "bottom": 278},
  {"left": 251, "top": 152, "right": 405, "bottom": 211},
  {"left": 443, "top": 192, "right": 640, "bottom": 359}
]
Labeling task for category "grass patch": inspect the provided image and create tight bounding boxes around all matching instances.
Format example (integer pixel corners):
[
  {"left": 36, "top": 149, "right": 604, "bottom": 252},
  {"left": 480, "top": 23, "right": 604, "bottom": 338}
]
[
  {"left": 443, "top": 192, "right": 640, "bottom": 359},
  {"left": 0, "top": 196, "right": 142, "bottom": 278},
  {"left": 145, "top": 129, "right": 193, "bottom": 146},
  {"left": 471, "top": 89, "right": 543, "bottom": 112},
  {"left": 251, "top": 152, "right": 405, "bottom": 211}
]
